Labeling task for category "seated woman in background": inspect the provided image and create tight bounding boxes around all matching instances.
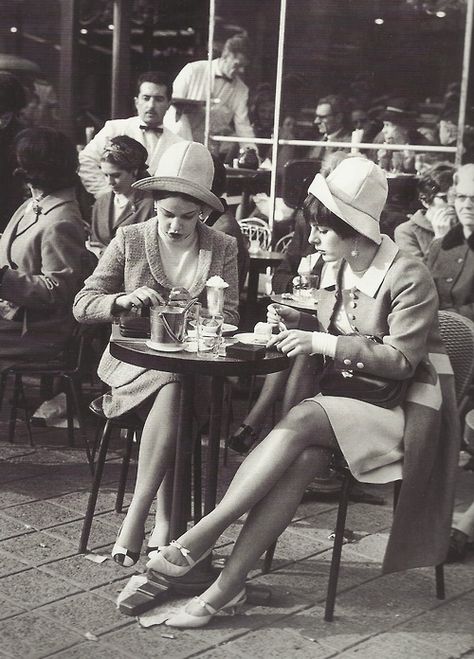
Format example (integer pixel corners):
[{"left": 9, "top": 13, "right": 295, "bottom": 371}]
[
  {"left": 426, "top": 163, "right": 474, "bottom": 321},
  {"left": 73, "top": 141, "right": 239, "bottom": 567},
  {"left": 0, "top": 127, "right": 90, "bottom": 372},
  {"left": 147, "top": 157, "right": 458, "bottom": 628},
  {"left": 394, "top": 162, "right": 456, "bottom": 259},
  {"left": 89, "top": 135, "right": 154, "bottom": 258}
]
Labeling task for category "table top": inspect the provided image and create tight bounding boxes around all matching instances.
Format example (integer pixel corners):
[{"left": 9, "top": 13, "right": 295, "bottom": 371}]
[
  {"left": 224, "top": 167, "right": 271, "bottom": 180},
  {"left": 249, "top": 251, "right": 284, "bottom": 264},
  {"left": 271, "top": 293, "right": 319, "bottom": 313},
  {"left": 110, "top": 337, "right": 289, "bottom": 377}
]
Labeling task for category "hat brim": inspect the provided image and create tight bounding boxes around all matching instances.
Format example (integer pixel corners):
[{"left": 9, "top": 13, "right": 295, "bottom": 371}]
[
  {"left": 132, "top": 176, "right": 224, "bottom": 213},
  {"left": 381, "top": 110, "right": 414, "bottom": 127},
  {"left": 308, "top": 173, "right": 382, "bottom": 245}
]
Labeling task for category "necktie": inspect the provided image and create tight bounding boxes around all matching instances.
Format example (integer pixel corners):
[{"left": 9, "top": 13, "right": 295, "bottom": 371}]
[
  {"left": 215, "top": 74, "right": 232, "bottom": 83},
  {"left": 139, "top": 125, "right": 163, "bottom": 133}
]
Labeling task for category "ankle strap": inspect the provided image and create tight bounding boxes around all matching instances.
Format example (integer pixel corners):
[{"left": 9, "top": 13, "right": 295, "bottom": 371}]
[
  {"left": 193, "top": 596, "right": 217, "bottom": 615},
  {"left": 158, "top": 539, "right": 194, "bottom": 567}
]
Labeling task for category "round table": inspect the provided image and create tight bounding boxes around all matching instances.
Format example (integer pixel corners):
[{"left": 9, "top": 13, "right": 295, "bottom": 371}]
[
  {"left": 271, "top": 293, "right": 319, "bottom": 314},
  {"left": 110, "top": 338, "right": 289, "bottom": 540}
]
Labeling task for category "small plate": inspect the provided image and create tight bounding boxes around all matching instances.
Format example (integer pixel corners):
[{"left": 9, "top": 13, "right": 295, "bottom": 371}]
[
  {"left": 146, "top": 340, "right": 183, "bottom": 353},
  {"left": 222, "top": 323, "right": 238, "bottom": 336},
  {"left": 233, "top": 332, "right": 268, "bottom": 346}
]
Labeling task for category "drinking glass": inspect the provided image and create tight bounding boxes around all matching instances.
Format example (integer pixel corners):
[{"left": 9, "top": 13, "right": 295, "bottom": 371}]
[{"left": 197, "top": 311, "right": 224, "bottom": 358}]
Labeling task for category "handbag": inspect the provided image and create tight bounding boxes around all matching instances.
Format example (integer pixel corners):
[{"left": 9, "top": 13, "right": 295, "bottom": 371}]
[
  {"left": 319, "top": 333, "right": 409, "bottom": 410},
  {"left": 319, "top": 364, "right": 408, "bottom": 409}
]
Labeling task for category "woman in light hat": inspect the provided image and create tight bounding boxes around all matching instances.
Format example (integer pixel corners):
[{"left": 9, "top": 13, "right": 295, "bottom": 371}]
[
  {"left": 73, "top": 141, "right": 239, "bottom": 566},
  {"left": 149, "top": 156, "right": 459, "bottom": 628}
]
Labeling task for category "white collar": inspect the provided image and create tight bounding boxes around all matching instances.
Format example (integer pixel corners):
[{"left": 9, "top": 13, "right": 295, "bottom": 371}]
[{"left": 320, "top": 235, "right": 399, "bottom": 298}]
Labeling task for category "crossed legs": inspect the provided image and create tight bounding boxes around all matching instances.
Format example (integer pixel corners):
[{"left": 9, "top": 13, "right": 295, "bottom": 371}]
[{"left": 151, "top": 400, "right": 336, "bottom": 612}]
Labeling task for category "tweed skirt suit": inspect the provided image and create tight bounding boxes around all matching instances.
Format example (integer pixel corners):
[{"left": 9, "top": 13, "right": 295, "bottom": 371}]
[{"left": 73, "top": 217, "right": 239, "bottom": 417}]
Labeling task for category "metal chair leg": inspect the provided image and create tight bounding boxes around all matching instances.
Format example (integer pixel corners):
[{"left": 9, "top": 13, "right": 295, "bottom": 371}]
[
  {"left": 78, "top": 420, "right": 112, "bottom": 553},
  {"left": 263, "top": 540, "right": 277, "bottom": 574},
  {"left": 65, "top": 382, "right": 75, "bottom": 447},
  {"left": 0, "top": 371, "right": 8, "bottom": 413},
  {"left": 8, "top": 374, "right": 21, "bottom": 443},
  {"left": 17, "top": 376, "right": 34, "bottom": 447},
  {"left": 435, "top": 564, "right": 445, "bottom": 599},
  {"left": 66, "top": 375, "right": 93, "bottom": 470},
  {"left": 393, "top": 480, "right": 402, "bottom": 512},
  {"left": 193, "top": 429, "right": 202, "bottom": 522},
  {"left": 115, "top": 428, "right": 134, "bottom": 513},
  {"left": 325, "top": 472, "right": 352, "bottom": 622}
]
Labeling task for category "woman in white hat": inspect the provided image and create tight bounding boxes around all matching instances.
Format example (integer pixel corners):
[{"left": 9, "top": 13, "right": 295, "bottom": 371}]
[
  {"left": 149, "top": 156, "right": 458, "bottom": 628},
  {"left": 73, "top": 141, "right": 239, "bottom": 566}
]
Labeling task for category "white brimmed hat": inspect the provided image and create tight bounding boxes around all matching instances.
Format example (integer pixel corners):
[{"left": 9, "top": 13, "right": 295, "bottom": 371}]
[
  {"left": 132, "top": 141, "right": 224, "bottom": 213},
  {"left": 308, "top": 157, "right": 388, "bottom": 245}
]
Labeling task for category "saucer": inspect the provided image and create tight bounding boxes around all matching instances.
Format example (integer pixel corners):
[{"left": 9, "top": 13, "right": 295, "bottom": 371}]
[{"left": 146, "top": 340, "right": 183, "bottom": 353}]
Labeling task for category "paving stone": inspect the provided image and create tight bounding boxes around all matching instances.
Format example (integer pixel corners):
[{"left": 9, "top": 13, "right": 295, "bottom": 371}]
[
  {"left": 336, "top": 631, "right": 455, "bottom": 658},
  {"left": 45, "top": 641, "right": 133, "bottom": 659},
  {"left": 90, "top": 576, "right": 134, "bottom": 603},
  {"left": 0, "top": 611, "right": 84, "bottom": 658},
  {"left": 0, "top": 500, "right": 81, "bottom": 531},
  {"left": 0, "top": 549, "right": 31, "bottom": 576},
  {"left": 0, "top": 567, "right": 80, "bottom": 607},
  {"left": 100, "top": 624, "right": 210, "bottom": 659},
  {"left": 0, "top": 461, "right": 47, "bottom": 483},
  {"left": 44, "top": 517, "right": 118, "bottom": 551},
  {"left": 8, "top": 448, "right": 89, "bottom": 466},
  {"left": 51, "top": 488, "right": 132, "bottom": 515},
  {"left": 38, "top": 591, "right": 129, "bottom": 635},
  {"left": 0, "top": 595, "right": 26, "bottom": 621},
  {"left": 0, "top": 443, "right": 37, "bottom": 461},
  {"left": 0, "top": 512, "right": 35, "bottom": 540},
  {"left": 0, "top": 531, "right": 76, "bottom": 566},
  {"left": 397, "top": 590, "right": 474, "bottom": 656},
  {"left": 1, "top": 476, "right": 75, "bottom": 504},
  {"left": 210, "top": 626, "right": 334, "bottom": 658},
  {"left": 39, "top": 553, "right": 136, "bottom": 590}
]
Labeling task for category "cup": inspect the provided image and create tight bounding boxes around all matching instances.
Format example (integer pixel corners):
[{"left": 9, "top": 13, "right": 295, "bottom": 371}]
[
  {"left": 149, "top": 305, "right": 187, "bottom": 350},
  {"left": 206, "top": 286, "right": 224, "bottom": 316},
  {"left": 197, "top": 311, "right": 224, "bottom": 358},
  {"left": 248, "top": 239, "right": 260, "bottom": 255}
]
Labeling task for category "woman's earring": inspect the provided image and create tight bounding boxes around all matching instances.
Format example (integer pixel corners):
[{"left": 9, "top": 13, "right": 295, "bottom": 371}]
[
  {"left": 198, "top": 211, "right": 205, "bottom": 221},
  {"left": 350, "top": 243, "right": 359, "bottom": 258}
]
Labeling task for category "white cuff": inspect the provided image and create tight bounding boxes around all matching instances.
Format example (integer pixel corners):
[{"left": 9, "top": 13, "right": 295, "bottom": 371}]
[{"left": 311, "top": 331, "right": 337, "bottom": 357}]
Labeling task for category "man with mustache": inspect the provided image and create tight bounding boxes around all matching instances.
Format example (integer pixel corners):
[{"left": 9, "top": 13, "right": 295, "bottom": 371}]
[{"left": 79, "top": 71, "right": 183, "bottom": 198}]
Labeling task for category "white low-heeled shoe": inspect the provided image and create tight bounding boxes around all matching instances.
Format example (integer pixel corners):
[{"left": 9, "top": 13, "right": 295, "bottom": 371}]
[
  {"left": 165, "top": 588, "right": 247, "bottom": 629},
  {"left": 146, "top": 539, "right": 212, "bottom": 577}
]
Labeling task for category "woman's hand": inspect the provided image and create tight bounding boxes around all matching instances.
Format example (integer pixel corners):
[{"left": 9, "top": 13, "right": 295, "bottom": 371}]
[
  {"left": 267, "top": 328, "right": 314, "bottom": 357},
  {"left": 267, "top": 303, "right": 300, "bottom": 329},
  {"left": 429, "top": 206, "right": 458, "bottom": 239},
  {"left": 114, "top": 286, "right": 165, "bottom": 312}
]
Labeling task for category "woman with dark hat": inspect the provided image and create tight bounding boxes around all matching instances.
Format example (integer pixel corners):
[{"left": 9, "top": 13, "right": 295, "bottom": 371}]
[
  {"left": 147, "top": 157, "right": 458, "bottom": 628},
  {"left": 89, "top": 136, "right": 154, "bottom": 257},
  {"left": 74, "top": 141, "right": 239, "bottom": 567}
]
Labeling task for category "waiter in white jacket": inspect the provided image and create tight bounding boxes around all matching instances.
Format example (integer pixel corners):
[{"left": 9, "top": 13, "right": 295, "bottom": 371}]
[{"left": 79, "top": 71, "right": 184, "bottom": 198}]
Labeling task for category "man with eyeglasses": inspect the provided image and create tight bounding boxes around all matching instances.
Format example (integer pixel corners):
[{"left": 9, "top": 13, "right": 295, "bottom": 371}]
[
  {"left": 426, "top": 163, "right": 474, "bottom": 321},
  {"left": 163, "top": 35, "right": 257, "bottom": 159},
  {"left": 308, "top": 94, "right": 352, "bottom": 161}
]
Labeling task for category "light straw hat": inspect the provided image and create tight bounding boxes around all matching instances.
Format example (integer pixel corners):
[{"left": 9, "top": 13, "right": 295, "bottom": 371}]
[
  {"left": 132, "top": 141, "right": 224, "bottom": 213},
  {"left": 308, "top": 157, "right": 388, "bottom": 244}
]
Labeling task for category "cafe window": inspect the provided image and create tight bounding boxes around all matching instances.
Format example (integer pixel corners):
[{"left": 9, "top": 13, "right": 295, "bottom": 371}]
[{"left": 207, "top": 0, "right": 473, "bottom": 235}]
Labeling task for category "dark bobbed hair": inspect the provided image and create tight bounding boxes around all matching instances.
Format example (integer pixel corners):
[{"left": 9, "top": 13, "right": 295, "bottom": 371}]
[
  {"left": 152, "top": 190, "right": 202, "bottom": 206},
  {"left": 210, "top": 154, "right": 227, "bottom": 197},
  {"left": 100, "top": 135, "right": 149, "bottom": 178},
  {"left": 135, "top": 71, "right": 172, "bottom": 101},
  {"left": 0, "top": 72, "right": 26, "bottom": 114},
  {"left": 14, "top": 127, "right": 78, "bottom": 193},
  {"left": 303, "top": 193, "right": 362, "bottom": 241},
  {"left": 418, "top": 161, "right": 456, "bottom": 205},
  {"left": 318, "top": 94, "right": 347, "bottom": 118}
]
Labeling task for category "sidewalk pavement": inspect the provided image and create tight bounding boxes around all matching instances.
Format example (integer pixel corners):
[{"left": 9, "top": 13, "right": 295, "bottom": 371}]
[{"left": 0, "top": 389, "right": 473, "bottom": 659}]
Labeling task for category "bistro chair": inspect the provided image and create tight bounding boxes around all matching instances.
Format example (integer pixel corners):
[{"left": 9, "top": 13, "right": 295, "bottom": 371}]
[
  {"left": 275, "top": 231, "right": 294, "bottom": 253},
  {"left": 238, "top": 219, "right": 272, "bottom": 251},
  {"left": 263, "top": 310, "right": 474, "bottom": 621},
  {"left": 0, "top": 324, "right": 93, "bottom": 467}
]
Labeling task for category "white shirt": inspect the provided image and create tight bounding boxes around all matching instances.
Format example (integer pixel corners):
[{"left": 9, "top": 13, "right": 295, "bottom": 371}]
[{"left": 163, "top": 58, "right": 256, "bottom": 149}]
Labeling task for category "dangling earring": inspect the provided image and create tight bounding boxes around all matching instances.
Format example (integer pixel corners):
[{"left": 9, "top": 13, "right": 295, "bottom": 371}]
[
  {"left": 350, "top": 242, "right": 359, "bottom": 258},
  {"left": 199, "top": 210, "right": 205, "bottom": 221}
]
